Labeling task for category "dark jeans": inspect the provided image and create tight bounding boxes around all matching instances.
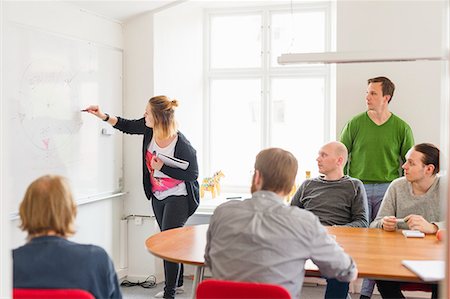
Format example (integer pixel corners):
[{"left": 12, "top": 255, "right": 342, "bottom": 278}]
[
  {"left": 376, "top": 280, "right": 438, "bottom": 299},
  {"left": 360, "top": 183, "right": 390, "bottom": 297},
  {"left": 152, "top": 195, "right": 189, "bottom": 298},
  {"left": 325, "top": 278, "right": 349, "bottom": 299}
]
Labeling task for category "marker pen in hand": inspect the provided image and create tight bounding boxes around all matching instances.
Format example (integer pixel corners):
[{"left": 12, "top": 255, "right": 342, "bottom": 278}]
[{"left": 81, "top": 107, "right": 99, "bottom": 112}]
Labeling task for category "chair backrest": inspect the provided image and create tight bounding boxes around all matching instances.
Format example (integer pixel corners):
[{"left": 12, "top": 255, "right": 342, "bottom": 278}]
[
  {"left": 13, "top": 288, "right": 94, "bottom": 299},
  {"left": 196, "top": 279, "right": 292, "bottom": 299}
]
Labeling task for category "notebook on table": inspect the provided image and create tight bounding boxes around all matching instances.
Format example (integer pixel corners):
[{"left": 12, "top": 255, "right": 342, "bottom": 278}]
[
  {"left": 402, "top": 230, "right": 425, "bottom": 238},
  {"left": 401, "top": 260, "right": 444, "bottom": 282}
]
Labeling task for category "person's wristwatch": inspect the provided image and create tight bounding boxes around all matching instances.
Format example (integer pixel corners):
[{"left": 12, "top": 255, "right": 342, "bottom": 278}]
[{"left": 103, "top": 113, "right": 110, "bottom": 122}]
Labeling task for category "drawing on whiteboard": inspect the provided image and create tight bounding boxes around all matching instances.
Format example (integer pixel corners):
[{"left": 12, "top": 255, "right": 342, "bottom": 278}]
[
  {"left": 16, "top": 60, "right": 83, "bottom": 152},
  {"left": 4, "top": 22, "right": 123, "bottom": 212}
]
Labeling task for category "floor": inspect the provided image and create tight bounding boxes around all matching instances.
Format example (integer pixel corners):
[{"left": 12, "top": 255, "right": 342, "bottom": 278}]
[{"left": 119, "top": 276, "right": 384, "bottom": 299}]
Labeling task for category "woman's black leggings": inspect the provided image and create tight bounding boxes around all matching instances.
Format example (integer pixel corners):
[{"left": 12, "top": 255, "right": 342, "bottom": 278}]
[{"left": 152, "top": 195, "right": 189, "bottom": 299}]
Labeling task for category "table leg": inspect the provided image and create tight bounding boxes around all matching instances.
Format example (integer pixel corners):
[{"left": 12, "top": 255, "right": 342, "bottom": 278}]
[{"left": 191, "top": 266, "right": 205, "bottom": 299}]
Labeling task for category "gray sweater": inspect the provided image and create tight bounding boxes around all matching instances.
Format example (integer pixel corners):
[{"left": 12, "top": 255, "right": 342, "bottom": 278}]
[
  {"left": 291, "top": 175, "right": 369, "bottom": 227},
  {"left": 370, "top": 176, "right": 443, "bottom": 229}
]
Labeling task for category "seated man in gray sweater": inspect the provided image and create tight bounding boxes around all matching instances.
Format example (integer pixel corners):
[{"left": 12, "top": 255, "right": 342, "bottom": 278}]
[
  {"left": 291, "top": 141, "right": 369, "bottom": 299},
  {"left": 205, "top": 148, "right": 358, "bottom": 299},
  {"left": 370, "top": 143, "right": 442, "bottom": 299}
]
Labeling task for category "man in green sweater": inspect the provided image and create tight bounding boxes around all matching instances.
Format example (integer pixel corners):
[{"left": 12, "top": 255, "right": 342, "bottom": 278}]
[{"left": 340, "top": 76, "right": 414, "bottom": 299}]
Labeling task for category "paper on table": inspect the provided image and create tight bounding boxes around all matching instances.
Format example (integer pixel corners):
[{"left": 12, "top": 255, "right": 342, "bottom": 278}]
[
  {"left": 304, "top": 259, "right": 319, "bottom": 271},
  {"left": 156, "top": 153, "right": 189, "bottom": 170},
  {"left": 402, "top": 230, "right": 425, "bottom": 238},
  {"left": 402, "top": 260, "right": 444, "bottom": 281}
]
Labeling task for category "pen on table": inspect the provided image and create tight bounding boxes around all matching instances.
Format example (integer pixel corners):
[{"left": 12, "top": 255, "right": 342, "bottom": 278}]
[{"left": 226, "top": 196, "right": 242, "bottom": 199}]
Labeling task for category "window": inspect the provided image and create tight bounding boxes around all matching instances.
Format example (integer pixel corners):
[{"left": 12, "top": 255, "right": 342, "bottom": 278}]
[{"left": 205, "top": 3, "right": 333, "bottom": 192}]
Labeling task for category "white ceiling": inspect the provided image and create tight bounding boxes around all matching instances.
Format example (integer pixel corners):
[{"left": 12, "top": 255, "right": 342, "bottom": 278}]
[
  {"left": 66, "top": 1, "right": 179, "bottom": 23},
  {"left": 65, "top": 0, "right": 293, "bottom": 22}
]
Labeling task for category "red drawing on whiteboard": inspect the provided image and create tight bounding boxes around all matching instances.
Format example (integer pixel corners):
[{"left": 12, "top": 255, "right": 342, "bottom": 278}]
[{"left": 42, "top": 138, "right": 50, "bottom": 150}]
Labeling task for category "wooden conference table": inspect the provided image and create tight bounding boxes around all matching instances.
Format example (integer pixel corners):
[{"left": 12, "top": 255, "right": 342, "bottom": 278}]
[{"left": 146, "top": 224, "right": 444, "bottom": 298}]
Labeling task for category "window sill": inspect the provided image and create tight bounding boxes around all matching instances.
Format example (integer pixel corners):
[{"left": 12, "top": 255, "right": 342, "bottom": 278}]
[{"left": 196, "top": 192, "right": 250, "bottom": 215}]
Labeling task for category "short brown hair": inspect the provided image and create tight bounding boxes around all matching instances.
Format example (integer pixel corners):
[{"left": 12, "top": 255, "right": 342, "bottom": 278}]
[
  {"left": 255, "top": 148, "right": 298, "bottom": 194},
  {"left": 368, "top": 76, "right": 395, "bottom": 103},
  {"left": 19, "top": 175, "right": 77, "bottom": 238},
  {"left": 149, "top": 95, "right": 178, "bottom": 139}
]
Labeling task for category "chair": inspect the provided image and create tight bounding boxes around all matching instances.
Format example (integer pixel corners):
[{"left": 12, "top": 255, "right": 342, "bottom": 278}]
[
  {"left": 13, "top": 288, "right": 94, "bottom": 299},
  {"left": 400, "top": 282, "right": 435, "bottom": 296},
  {"left": 196, "top": 279, "right": 291, "bottom": 299},
  {"left": 401, "top": 282, "right": 433, "bottom": 292}
]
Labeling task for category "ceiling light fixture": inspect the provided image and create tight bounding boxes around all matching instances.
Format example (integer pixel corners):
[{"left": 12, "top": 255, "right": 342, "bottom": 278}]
[{"left": 277, "top": 50, "right": 448, "bottom": 65}]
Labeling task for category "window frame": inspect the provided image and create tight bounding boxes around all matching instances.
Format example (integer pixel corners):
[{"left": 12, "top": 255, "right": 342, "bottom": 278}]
[{"left": 204, "top": 2, "right": 334, "bottom": 192}]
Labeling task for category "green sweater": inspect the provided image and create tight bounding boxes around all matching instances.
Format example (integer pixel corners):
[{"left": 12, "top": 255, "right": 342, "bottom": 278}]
[{"left": 340, "top": 112, "right": 414, "bottom": 183}]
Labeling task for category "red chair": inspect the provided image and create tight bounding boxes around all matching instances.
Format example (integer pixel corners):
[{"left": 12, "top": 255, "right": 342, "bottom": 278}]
[
  {"left": 196, "top": 279, "right": 292, "bottom": 299},
  {"left": 400, "top": 282, "right": 437, "bottom": 297},
  {"left": 13, "top": 288, "right": 94, "bottom": 299},
  {"left": 401, "top": 282, "right": 433, "bottom": 292}
]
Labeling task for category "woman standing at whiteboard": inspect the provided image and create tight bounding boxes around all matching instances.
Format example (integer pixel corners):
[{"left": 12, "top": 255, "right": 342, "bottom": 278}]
[{"left": 85, "top": 95, "right": 199, "bottom": 299}]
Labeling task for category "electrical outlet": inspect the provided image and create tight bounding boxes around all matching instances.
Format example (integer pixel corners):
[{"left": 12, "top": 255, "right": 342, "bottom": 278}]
[{"left": 134, "top": 216, "right": 143, "bottom": 226}]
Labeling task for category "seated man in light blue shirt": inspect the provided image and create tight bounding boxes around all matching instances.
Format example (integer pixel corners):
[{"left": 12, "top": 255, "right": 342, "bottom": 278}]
[{"left": 205, "top": 148, "right": 358, "bottom": 299}]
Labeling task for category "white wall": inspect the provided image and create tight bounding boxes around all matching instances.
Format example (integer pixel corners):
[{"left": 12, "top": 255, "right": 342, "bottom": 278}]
[
  {"left": 335, "top": 1, "right": 446, "bottom": 146},
  {"left": 1, "top": 2, "right": 125, "bottom": 298},
  {"left": 3, "top": 1, "right": 123, "bottom": 48},
  {"left": 121, "top": 12, "right": 165, "bottom": 281},
  {"left": 153, "top": 2, "right": 204, "bottom": 171}
]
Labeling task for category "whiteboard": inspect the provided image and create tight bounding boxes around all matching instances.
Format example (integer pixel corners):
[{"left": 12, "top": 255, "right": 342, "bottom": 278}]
[{"left": 2, "top": 23, "right": 123, "bottom": 214}]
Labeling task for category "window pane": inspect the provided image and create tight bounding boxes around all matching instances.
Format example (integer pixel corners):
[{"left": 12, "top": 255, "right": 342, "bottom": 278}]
[
  {"left": 271, "top": 11, "right": 326, "bottom": 66},
  {"left": 210, "top": 79, "right": 261, "bottom": 188},
  {"left": 270, "top": 77, "right": 325, "bottom": 180},
  {"left": 210, "top": 14, "right": 262, "bottom": 69}
]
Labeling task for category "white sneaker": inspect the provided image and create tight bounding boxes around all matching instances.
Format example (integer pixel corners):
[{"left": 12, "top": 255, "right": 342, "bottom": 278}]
[
  {"left": 154, "top": 287, "right": 184, "bottom": 298},
  {"left": 175, "top": 286, "right": 184, "bottom": 294}
]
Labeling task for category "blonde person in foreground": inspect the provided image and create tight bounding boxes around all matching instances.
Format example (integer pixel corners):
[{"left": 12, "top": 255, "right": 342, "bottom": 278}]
[
  {"left": 204, "top": 148, "right": 358, "bottom": 299},
  {"left": 13, "top": 175, "right": 122, "bottom": 299},
  {"left": 370, "top": 143, "right": 442, "bottom": 299}
]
